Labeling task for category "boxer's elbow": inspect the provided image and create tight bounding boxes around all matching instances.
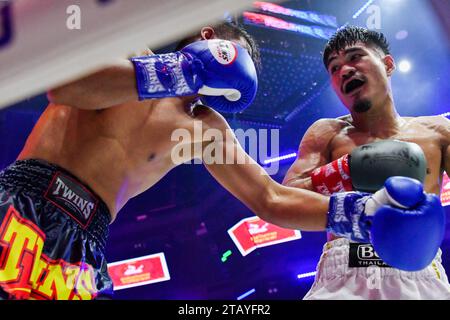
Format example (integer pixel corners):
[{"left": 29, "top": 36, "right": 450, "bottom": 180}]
[
  {"left": 282, "top": 178, "right": 297, "bottom": 188},
  {"left": 47, "top": 86, "right": 82, "bottom": 108},
  {"left": 46, "top": 88, "right": 63, "bottom": 105},
  {"left": 283, "top": 176, "right": 314, "bottom": 190}
]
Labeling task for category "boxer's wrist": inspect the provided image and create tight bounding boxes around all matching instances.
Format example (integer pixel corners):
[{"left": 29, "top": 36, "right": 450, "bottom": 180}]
[
  {"left": 364, "top": 176, "right": 425, "bottom": 215},
  {"left": 310, "top": 154, "right": 353, "bottom": 195},
  {"left": 326, "top": 191, "right": 373, "bottom": 242},
  {"left": 130, "top": 52, "right": 199, "bottom": 100}
]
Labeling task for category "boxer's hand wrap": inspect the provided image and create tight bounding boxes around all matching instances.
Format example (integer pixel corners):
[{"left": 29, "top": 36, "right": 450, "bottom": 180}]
[
  {"left": 327, "top": 176, "right": 446, "bottom": 271},
  {"left": 130, "top": 40, "right": 258, "bottom": 113},
  {"left": 131, "top": 51, "right": 198, "bottom": 98},
  {"left": 327, "top": 191, "right": 373, "bottom": 242},
  {"left": 310, "top": 154, "right": 353, "bottom": 195}
]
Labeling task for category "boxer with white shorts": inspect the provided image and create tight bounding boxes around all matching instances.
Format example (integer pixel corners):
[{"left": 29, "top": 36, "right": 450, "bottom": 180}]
[
  {"left": 284, "top": 26, "right": 450, "bottom": 300},
  {"left": 303, "top": 238, "right": 450, "bottom": 299}
]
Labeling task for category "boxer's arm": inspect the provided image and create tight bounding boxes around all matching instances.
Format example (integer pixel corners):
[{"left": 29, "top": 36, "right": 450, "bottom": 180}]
[
  {"left": 436, "top": 116, "right": 450, "bottom": 174},
  {"left": 282, "top": 119, "right": 341, "bottom": 189},
  {"left": 445, "top": 145, "right": 450, "bottom": 176},
  {"left": 47, "top": 59, "right": 140, "bottom": 110},
  {"left": 198, "top": 112, "right": 446, "bottom": 271},
  {"left": 47, "top": 49, "right": 155, "bottom": 110},
  {"left": 200, "top": 112, "right": 328, "bottom": 230}
]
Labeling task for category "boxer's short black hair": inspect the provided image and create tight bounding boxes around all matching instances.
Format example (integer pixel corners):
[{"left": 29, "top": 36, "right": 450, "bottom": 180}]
[
  {"left": 323, "top": 26, "right": 391, "bottom": 70},
  {"left": 176, "top": 22, "right": 261, "bottom": 73}
]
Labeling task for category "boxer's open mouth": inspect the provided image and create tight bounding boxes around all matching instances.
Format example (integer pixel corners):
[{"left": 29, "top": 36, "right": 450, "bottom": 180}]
[{"left": 343, "top": 79, "right": 366, "bottom": 95}]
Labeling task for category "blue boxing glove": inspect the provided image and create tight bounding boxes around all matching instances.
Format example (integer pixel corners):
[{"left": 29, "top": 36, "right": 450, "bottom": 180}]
[
  {"left": 327, "top": 176, "right": 446, "bottom": 271},
  {"left": 370, "top": 178, "right": 445, "bottom": 271},
  {"left": 130, "top": 39, "right": 258, "bottom": 113}
]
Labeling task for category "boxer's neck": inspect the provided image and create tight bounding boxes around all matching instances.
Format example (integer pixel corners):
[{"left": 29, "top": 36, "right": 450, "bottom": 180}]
[{"left": 350, "top": 96, "right": 404, "bottom": 138}]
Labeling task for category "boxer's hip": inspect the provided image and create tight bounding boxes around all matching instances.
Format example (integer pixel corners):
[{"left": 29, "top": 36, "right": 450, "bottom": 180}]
[
  {"left": 0, "top": 159, "right": 113, "bottom": 299},
  {"left": 304, "top": 238, "right": 450, "bottom": 300}
]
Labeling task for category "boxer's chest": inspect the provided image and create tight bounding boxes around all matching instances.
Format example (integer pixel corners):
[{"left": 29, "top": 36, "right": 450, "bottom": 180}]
[
  {"left": 330, "top": 121, "right": 443, "bottom": 193},
  {"left": 330, "top": 121, "right": 441, "bottom": 158}
]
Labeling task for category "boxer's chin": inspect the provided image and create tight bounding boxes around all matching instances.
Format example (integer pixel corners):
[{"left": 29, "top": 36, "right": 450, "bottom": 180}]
[{"left": 353, "top": 99, "right": 372, "bottom": 113}]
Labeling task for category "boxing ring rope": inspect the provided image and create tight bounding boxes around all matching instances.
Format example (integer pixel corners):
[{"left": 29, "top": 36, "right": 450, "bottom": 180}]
[
  {"left": 0, "top": 0, "right": 448, "bottom": 111},
  {"left": 0, "top": 0, "right": 255, "bottom": 110}
]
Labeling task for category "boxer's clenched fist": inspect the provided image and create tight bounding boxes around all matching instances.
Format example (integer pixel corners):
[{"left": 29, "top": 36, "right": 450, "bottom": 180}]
[
  {"left": 130, "top": 39, "right": 258, "bottom": 113},
  {"left": 310, "top": 140, "right": 427, "bottom": 195},
  {"left": 326, "top": 176, "right": 445, "bottom": 271}
]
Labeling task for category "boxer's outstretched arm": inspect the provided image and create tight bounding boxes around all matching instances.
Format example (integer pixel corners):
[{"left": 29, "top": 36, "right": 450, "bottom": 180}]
[
  {"left": 200, "top": 114, "right": 328, "bottom": 231},
  {"left": 47, "top": 40, "right": 258, "bottom": 114},
  {"left": 47, "top": 58, "right": 140, "bottom": 110}
]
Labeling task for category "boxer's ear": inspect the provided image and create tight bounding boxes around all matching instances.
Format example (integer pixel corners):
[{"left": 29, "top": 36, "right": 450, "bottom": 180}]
[
  {"left": 200, "top": 27, "right": 215, "bottom": 40},
  {"left": 384, "top": 55, "right": 396, "bottom": 77}
]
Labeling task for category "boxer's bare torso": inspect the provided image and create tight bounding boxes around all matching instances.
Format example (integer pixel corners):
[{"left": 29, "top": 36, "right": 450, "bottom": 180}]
[
  {"left": 327, "top": 115, "right": 446, "bottom": 194},
  {"left": 283, "top": 114, "right": 450, "bottom": 241},
  {"left": 18, "top": 36, "right": 262, "bottom": 222},
  {"left": 18, "top": 98, "right": 223, "bottom": 220}
]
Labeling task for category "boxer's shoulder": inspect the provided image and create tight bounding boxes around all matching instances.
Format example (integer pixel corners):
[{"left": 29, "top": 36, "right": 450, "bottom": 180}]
[
  {"left": 405, "top": 115, "right": 450, "bottom": 138},
  {"left": 406, "top": 115, "right": 448, "bottom": 127},
  {"left": 300, "top": 118, "right": 351, "bottom": 153},
  {"left": 308, "top": 117, "right": 351, "bottom": 134}
]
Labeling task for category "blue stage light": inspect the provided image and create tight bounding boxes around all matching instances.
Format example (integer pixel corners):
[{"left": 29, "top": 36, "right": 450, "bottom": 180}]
[
  {"left": 237, "top": 288, "right": 256, "bottom": 300},
  {"left": 297, "top": 271, "right": 317, "bottom": 279}
]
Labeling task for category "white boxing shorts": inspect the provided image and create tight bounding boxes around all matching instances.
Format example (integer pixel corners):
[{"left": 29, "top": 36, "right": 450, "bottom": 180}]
[{"left": 303, "top": 238, "right": 450, "bottom": 300}]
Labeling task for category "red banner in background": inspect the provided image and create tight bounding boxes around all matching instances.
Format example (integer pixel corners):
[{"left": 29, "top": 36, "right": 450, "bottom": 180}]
[
  {"left": 107, "top": 253, "right": 170, "bottom": 290},
  {"left": 228, "top": 216, "right": 301, "bottom": 256},
  {"left": 441, "top": 172, "right": 450, "bottom": 206}
]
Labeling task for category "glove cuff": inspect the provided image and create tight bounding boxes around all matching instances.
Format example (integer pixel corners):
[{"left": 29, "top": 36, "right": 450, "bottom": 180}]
[
  {"left": 130, "top": 52, "right": 199, "bottom": 100},
  {"left": 327, "top": 192, "right": 373, "bottom": 242}
]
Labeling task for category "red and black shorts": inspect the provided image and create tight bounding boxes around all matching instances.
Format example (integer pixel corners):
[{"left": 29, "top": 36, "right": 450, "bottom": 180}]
[{"left": 0, "top": 159, "right": 113, "bottom": 299}]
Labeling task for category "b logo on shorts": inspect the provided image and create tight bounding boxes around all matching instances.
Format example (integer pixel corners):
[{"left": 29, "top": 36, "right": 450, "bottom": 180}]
[
  {"left": 358, "top": 244, "right": 380, "bottom": 260},
  {"left": 349, "top": 243, "right": 391, "bottom": 268},
  {"left": 45, "top": 172, "right": 99, "bottom": 229}
]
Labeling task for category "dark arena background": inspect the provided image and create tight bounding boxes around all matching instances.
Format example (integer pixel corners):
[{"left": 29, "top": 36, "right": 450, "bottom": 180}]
[{"left": 0, "top": 0, "right": 449, "bottom": 300}]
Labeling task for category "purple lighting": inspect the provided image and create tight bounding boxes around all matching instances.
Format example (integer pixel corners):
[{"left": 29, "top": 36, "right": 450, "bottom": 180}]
[
  {"left": 395, "top": 30, "right": 409, "bottom": 40},
  {"left": 263, "top": 152, "right": 297, "bottom": 165},
  {"left": 237, "top": 288, "right": 256, "bottom": 300},
  {"left": 297, "top": 271, "right": 317, "bottom": 279}
]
